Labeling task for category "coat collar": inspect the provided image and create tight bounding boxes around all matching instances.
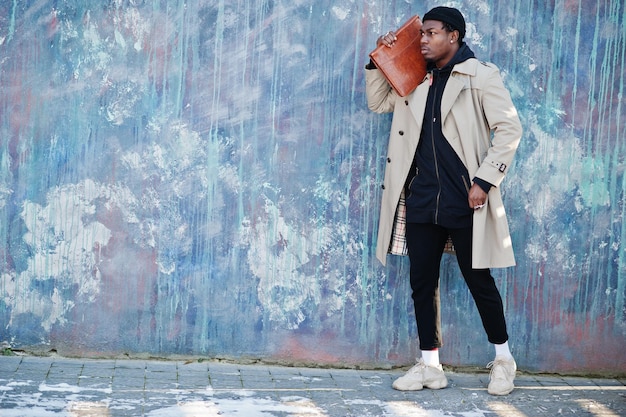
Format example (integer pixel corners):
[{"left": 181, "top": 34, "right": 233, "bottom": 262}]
[
  {"left": 406, "top": 58, "right": 479, "bottom": 123},
  {"left": 448, "top": 58, "right": 478, "bottom": 76}
]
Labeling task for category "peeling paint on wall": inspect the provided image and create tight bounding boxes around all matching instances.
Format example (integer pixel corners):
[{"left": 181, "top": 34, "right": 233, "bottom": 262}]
[{"left": 0, "top": 0, "right": 624, "bottom": 374}]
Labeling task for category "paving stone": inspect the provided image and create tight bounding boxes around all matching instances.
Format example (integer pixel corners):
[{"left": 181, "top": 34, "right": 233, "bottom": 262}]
[{"left": 0, "top": 356, "right": 624, "bottom": 416}]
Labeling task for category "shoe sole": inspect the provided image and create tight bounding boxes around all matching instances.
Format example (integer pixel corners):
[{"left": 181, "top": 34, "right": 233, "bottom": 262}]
[
  {"left": 488, "top": 386, "right": 514, "bottom": 395},
  {"left": 392, "top": 380, "right": 448, "bottom": 391},
  {"left": 425, "top": 380, "right": 448, "bottom": 390},
  {"left": 392, "top": 383, "right": 423, "bottom": 391}
]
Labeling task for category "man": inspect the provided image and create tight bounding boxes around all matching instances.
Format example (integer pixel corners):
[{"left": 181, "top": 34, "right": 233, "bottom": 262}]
[{"left": 365, "top": 6, "right": 522, "bottom": 395}]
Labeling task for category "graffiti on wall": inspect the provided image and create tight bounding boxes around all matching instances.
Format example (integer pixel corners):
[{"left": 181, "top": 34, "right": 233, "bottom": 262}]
[{"left": 0, "top": 0, "right": 624, "bottom": 373}]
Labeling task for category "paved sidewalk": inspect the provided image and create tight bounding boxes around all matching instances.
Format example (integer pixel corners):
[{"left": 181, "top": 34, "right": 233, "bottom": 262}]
[{"left": 0, "top": 355, "right": 624, "bottom": 416}]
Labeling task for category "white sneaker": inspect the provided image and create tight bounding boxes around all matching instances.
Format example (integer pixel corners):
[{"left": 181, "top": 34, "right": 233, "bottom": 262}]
[
  {"left": 392, "top": 359, "right": 448, "bottom": 391},
  {"left": 487, "top": 356, "right": 517, "bottom": 395}
]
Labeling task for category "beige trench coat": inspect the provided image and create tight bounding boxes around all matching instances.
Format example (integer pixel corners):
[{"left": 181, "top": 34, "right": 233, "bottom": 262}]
[{"left": 366, "top": 58, "right": 522, "bottom": 269}]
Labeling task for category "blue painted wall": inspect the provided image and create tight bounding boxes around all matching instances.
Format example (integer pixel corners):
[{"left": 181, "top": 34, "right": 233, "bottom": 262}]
[{"left": 0, "top": 0, "right": 624, "bottom": 374}]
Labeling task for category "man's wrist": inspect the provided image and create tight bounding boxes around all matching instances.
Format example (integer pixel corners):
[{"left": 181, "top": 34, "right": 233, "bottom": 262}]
[{"left": 473, "top": 177, "right": 493, "bottom": 193}]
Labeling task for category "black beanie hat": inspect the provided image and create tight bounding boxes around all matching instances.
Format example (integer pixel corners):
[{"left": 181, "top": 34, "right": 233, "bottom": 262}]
[{"left": 423, "top": 6, "right": 466, "bottom": 40}]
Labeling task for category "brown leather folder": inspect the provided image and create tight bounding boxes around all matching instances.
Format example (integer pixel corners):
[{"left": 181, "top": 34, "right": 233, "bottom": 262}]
[{"left": 369, "top": 15, "right": 427, "bottom": 97}]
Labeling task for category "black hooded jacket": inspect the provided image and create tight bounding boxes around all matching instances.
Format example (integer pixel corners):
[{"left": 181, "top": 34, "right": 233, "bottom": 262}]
[{"left": 405, "top": 43, "right": 482, "bottom": 228}]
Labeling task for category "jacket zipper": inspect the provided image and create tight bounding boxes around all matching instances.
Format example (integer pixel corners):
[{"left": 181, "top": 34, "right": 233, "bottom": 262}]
[
  {"left": 407, "top": 167, "right": 418, "bottom": 192},
  {"left": 431, "top": 72, "right": 441, "bottom": 224},
  {"left": 462, "top": 175, "right": 470, "bottom": 194}
]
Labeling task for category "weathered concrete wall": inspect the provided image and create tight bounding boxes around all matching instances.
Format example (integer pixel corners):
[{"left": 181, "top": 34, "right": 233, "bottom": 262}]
[{"left": 0, "top": 0, "right": 624, "bottom": 374}]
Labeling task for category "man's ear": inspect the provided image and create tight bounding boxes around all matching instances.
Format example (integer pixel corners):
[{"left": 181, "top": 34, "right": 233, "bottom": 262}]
[{"left": 450, "top": 30, "right": 459, "bottom": 43}]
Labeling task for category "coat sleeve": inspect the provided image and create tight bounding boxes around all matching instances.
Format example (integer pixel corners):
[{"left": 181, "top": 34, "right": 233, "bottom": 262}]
[
  {"left": 473, "top": 64, "right": 522, "bottom": 187},
  {"left": 365, "top": 68, "right": 398, "bottom": 114}
]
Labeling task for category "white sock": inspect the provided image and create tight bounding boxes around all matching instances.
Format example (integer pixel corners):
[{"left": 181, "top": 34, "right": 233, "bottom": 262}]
[
  {"left": 494, "top": 341, "right": 513, "bottom": 360},
  {"left": 421, "top": 349, "right": 440, "bottom": 367}
]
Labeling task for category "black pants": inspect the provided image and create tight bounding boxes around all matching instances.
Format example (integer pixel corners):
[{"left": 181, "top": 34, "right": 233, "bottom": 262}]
[{"left": 405, "top": 222, "right": 509, "bottom": 350}]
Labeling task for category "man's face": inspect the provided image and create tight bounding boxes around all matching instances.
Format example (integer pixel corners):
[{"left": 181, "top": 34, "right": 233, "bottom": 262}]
[{"left": 420, "top": 20, "right": 458, "bottom": 68}]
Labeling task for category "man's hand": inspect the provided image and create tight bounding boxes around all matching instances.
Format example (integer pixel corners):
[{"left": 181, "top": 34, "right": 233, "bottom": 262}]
[
  {"left": 468, "top": 183, "right": 488, "bottom": 210},
  {"left": 377, "top": 31, "right": 397, "bottom": 47}
]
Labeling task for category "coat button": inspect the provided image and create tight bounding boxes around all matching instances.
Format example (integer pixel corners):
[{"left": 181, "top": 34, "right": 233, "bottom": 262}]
[
  {"left": 381, "top": 184, "right": 386, "bottom": 190},
  {"left": 399, "top": 130, "right": 404, "bottom": 135},
  {"left": 405, "top": 100, "right": 409, "bottom": 105},
  {"left": 387, "top": 157, "right": 391, "bottom": 163}
]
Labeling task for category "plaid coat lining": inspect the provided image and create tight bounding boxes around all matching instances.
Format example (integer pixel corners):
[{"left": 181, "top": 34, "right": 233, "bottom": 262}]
[{"left": 388, "top": 190, "right": 455, "bottom": 256}]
